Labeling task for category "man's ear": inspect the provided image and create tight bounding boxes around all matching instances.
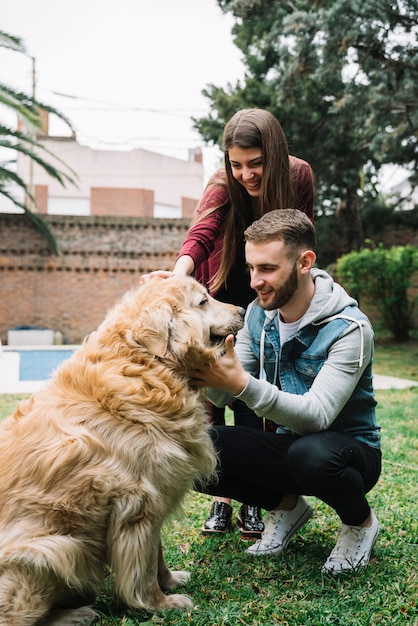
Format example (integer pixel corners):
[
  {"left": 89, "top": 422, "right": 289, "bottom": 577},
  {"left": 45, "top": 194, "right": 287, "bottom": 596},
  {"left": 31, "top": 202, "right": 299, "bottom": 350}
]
[{"left": 299, "top": 250, "right": 316, "bottom": 273}]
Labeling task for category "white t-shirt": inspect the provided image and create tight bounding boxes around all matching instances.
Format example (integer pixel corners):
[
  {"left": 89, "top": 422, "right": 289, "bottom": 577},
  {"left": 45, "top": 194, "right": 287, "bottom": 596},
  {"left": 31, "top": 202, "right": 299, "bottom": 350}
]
[{"left": 278, "top": 315, "right": 301, "bottom": 344}]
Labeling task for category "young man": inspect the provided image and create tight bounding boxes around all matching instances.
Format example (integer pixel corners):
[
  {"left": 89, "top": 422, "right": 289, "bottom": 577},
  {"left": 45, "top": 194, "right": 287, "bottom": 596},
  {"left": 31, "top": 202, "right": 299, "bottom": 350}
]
[{"left": 192, "top": 209, "right": 381, "bottom": 574}]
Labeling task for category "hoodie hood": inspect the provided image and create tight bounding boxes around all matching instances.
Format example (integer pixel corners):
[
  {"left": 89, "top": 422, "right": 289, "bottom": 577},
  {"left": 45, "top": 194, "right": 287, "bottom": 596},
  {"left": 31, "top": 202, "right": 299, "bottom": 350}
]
[
  {"left": 300, "top": 268, "right": 358, "bottom": 329},
  {"left": 302, "top": 269, "right": 369, "bottom": 369},
  {"left": 258, "top": 268, "right": 367, "bottom": 379}
]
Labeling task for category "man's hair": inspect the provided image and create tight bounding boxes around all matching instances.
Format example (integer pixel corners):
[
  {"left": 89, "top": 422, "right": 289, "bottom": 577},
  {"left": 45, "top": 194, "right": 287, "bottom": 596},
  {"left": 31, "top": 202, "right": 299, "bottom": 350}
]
[{"left": 244, "top": 209, "right": 317, "bottom": 256}]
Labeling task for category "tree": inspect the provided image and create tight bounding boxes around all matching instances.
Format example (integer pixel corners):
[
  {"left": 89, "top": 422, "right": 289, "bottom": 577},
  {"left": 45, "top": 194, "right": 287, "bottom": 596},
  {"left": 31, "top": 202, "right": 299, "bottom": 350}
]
[
  {"left": 0, "top": 31, "right": 77, "bottom": 254},
  {"left": 193, "top": 0, "right": 418, "bottom": 253}
]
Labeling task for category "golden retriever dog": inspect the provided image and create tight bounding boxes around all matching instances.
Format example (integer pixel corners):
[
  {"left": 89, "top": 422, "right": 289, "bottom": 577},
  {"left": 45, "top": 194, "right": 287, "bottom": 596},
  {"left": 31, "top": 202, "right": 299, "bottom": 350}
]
[{"left": 0, "top": 275, "right": 244, "bottom": 625}]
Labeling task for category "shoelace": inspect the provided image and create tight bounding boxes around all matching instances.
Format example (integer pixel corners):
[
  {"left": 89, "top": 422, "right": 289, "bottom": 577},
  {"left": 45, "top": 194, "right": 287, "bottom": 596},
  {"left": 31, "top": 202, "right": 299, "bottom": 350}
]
[
  {"left": 328, "top": 525, "right": 366, "bottom": 560},
  {"left": 259, "top": 511, "right": 287, "bottom": 544}
]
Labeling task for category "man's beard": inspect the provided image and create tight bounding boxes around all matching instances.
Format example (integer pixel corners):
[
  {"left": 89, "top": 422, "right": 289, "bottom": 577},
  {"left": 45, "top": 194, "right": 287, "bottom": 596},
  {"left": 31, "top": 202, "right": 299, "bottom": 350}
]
[{"left": 258, "top": 262, "right": 298, "bottom": 310}]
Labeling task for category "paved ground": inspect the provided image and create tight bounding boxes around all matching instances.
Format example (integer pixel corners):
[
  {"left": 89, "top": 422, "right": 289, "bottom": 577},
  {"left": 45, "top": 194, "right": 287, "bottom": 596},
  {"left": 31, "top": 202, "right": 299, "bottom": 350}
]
[
  {"left": 373, "top": 374, "right": 418, "bottom": 390},
  {"left": 1, "top": 374, "right": 418, "bottom": 395},
  {"left": 0, "top": 380, "right": 47, "bottom": 394}
]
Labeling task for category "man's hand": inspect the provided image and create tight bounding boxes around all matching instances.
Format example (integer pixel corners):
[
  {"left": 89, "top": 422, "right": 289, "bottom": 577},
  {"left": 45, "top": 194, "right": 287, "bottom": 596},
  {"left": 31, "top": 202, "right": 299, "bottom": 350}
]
[{"left": 191, "top": 335, "right": 249, "bottom": 396}]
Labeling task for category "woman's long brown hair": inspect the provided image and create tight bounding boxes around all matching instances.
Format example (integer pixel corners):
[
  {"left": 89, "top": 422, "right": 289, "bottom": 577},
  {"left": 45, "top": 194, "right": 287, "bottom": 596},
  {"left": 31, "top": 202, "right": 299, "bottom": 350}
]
[{"left": 196, "top": 109, "right": 298, "bottom": 293}]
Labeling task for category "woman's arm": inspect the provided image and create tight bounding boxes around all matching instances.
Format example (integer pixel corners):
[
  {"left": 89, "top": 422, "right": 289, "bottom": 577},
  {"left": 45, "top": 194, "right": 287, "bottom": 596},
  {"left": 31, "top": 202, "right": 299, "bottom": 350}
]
[
  {"left": 172, "top": 255, "right": 195, "bottom": 276},
  {"left": 176, "top": 174, "right": 229, "bottom": 268}
]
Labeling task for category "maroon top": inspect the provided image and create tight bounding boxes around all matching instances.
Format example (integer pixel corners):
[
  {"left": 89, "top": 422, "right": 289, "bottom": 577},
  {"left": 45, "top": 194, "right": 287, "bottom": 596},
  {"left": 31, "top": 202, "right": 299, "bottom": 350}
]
[{"left": 177, "top": 155, "right": 315, "bottom": 307}]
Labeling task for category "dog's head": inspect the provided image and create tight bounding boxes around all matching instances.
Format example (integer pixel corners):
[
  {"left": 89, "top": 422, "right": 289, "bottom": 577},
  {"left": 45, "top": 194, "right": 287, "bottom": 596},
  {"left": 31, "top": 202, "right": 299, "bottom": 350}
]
[{"left": 100, "top": 275, "right": 244, "bottom": 371}]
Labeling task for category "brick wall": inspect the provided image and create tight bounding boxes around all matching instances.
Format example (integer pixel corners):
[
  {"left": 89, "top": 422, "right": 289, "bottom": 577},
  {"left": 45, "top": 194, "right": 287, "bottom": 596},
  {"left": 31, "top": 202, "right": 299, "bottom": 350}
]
[
  {"left": 1, "top": 213, "right": 416, "bottom": 345},
  {"left": 0, "top": 214, "right": 190, "bottom": 344}
]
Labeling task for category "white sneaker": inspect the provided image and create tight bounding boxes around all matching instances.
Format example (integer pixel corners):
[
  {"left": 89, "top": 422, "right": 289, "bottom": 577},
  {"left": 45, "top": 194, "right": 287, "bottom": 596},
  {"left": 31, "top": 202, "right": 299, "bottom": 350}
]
[
  {"left": 322, "top": 509, "right": 379, "bottom": 574},
  {"left": 246, "top": 496, "right": 313, "bottom": 556}
]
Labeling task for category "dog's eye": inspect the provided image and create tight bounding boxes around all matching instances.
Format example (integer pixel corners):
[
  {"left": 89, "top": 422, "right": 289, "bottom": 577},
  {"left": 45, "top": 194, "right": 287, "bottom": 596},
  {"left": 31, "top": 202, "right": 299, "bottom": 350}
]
[{"left": 198, "top": 298, "right": 208, "bottom": 306}]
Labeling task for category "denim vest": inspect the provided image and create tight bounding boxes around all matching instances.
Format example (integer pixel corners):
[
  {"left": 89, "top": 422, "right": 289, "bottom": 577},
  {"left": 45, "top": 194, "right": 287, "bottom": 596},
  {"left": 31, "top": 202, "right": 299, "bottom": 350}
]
[{"left": 247, "top": 303, "right": 380, "bottom": 448}]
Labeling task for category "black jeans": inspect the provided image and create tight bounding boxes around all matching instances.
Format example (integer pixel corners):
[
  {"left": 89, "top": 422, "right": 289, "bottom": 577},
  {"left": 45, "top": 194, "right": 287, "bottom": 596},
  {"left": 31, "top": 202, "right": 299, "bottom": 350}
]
[
  {"left": 197, "top": 426, "right": 382, "bottom": 526},
  {"left": 210, "top": 399, "right": 263, "bottom": 429}
]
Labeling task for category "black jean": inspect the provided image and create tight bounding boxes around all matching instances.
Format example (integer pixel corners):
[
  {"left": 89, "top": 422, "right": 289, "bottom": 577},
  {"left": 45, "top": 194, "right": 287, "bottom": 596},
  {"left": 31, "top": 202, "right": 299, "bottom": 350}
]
[
  {"left": 210, "top": 399, "right": 263, "bottom": 429},
  {"left": 197, "top": 426, "right": 382, "bottom": 526}
]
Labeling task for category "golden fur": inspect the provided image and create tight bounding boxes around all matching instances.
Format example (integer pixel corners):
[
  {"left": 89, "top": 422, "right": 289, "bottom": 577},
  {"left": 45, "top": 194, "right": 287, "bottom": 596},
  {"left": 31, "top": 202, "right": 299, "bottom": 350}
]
[{"left": 0, "top": 276, "right": 244, "bottom": 625}]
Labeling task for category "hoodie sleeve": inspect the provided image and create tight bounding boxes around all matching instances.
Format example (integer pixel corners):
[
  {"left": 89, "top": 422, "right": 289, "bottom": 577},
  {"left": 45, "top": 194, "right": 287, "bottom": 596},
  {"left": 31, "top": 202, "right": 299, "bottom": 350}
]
[{"left": 233, "top": 319, "right": 374, "bottom": 435}]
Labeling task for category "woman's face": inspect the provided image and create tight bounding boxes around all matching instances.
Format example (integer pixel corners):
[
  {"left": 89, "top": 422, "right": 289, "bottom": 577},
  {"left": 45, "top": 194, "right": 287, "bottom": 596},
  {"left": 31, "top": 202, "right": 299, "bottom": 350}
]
[{"left": 228, "top": 146, "right": 263, "bottom": 197}]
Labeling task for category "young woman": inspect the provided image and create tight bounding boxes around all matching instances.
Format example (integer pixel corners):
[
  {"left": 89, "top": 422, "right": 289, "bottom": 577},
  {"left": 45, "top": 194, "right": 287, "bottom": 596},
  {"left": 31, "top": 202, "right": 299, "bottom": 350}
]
[{"left": 172, "top": 109, "right": 315, "bottom": 538}]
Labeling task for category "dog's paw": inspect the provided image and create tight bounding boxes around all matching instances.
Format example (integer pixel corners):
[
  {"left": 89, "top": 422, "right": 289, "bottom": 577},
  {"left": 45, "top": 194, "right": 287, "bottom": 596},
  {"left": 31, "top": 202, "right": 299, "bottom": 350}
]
[
  {"left": 160, "top": 569, "right": 190, "bottom": 590},
  {"left": 39, "top": 606, "right": 99, "bottom": 625},
  {"left": 161, "top": 592, "right": 194, "bottom": 610},
  {"left": 171, "top": 570, "right": 191, "bottom": 586}
]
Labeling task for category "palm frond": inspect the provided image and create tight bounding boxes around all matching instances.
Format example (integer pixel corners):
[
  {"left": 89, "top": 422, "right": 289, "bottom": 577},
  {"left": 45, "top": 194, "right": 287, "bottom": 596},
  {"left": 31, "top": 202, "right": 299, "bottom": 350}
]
[
  {"left": 0, "top": 166, "right": 30, "bottom": 191},
  {"left": 0, "top": 132, "right": 78, "bottom": 188},
  {"left": 1, "top": 29, "right": 78, "bottom": 256},
  {"left": 0, "top": 88, "right": 40, "bottom": 128},
  {"left": 0, "top": 187, "right": 60, "bottom": 255},
  {"left": 0, "top": 32, "right": 25, "bottom": 53},
  {"left": 0, "top": 83, "right": 73, "bottom": 131}
]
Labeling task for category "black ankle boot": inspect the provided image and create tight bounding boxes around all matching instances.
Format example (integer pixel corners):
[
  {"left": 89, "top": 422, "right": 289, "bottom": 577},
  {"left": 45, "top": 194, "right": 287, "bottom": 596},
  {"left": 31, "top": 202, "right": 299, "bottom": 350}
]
[
  {"left": 237, "top": 504, "right": 264, "bottom": 539},
  {"left": 201, "top": 501, "right": 233, "bottom": 536}
]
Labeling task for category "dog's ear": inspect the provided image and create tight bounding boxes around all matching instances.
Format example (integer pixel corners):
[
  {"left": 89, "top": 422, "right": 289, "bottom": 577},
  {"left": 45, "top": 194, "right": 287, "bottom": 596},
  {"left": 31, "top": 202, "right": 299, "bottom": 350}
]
[
  {"left": 165, "top": 310, "right": 219, "bottom": 367},
  {"left": 130, "top": 303, "right": 173, "bottom": 358}
]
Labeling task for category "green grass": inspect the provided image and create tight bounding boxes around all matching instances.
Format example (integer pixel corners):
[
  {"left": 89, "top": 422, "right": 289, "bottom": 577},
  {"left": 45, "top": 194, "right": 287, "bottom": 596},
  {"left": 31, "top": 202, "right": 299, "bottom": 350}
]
[
  {"left": 373, "top": 332, "right": 418, "bottom": 380},
  {"left": 0, "top": 339, "right": 417, "bottom": 625}
]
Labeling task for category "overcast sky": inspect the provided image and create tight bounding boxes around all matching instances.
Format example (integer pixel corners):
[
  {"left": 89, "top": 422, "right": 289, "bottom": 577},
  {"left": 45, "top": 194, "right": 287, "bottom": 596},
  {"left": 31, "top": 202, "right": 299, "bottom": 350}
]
[{"left": 1, "top": 0, "right": 245, "bottom": 178}]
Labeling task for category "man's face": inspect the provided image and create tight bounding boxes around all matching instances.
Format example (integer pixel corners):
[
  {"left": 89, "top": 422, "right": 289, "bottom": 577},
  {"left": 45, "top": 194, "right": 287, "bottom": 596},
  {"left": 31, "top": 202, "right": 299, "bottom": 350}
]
[{"left": 245, "top": 240, "right": 299, "bottom": 311}]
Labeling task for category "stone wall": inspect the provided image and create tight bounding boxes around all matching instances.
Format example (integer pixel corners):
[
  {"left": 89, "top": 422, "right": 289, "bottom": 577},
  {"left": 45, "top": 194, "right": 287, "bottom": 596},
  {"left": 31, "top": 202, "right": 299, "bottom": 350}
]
[{"left": 0, "top": 214, "right": 190, "bottom": 344}]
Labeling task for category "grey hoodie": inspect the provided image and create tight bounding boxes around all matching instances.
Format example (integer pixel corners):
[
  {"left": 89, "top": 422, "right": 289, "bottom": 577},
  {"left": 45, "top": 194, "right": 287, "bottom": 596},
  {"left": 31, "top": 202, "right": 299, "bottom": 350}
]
[{"left": 207, "top": 269, "right": 380, "bottom": 447}]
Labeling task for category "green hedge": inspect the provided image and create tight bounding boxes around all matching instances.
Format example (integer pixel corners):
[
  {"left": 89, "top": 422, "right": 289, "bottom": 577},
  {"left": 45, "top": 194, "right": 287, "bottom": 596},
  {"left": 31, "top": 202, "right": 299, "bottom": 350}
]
[{"left": 336, "top": 244, "right": 418, "bottom": 341}]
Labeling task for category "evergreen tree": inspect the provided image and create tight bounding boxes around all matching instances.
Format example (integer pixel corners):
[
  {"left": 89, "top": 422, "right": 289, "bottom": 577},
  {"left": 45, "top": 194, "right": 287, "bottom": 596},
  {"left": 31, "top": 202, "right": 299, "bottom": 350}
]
[{"left": 194, "top": 0, "right": 418, "bottom": 252}]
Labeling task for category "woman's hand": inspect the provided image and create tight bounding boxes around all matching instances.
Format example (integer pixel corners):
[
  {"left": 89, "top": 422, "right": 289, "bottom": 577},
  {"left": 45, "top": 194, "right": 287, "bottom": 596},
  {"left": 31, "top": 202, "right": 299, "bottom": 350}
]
[
  {"left": 140, "top": 255, "right": 195, "bottom": 283},
  {"left": 191, "top": 335, "right": 249, "bottom": 395},
  {"left": 139, "top": 270, "right": 174, "bottom": 283}
]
